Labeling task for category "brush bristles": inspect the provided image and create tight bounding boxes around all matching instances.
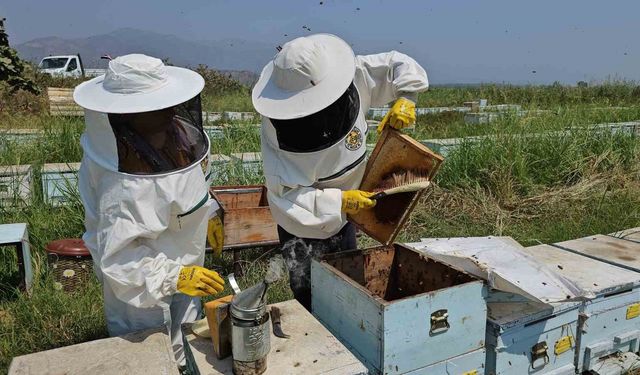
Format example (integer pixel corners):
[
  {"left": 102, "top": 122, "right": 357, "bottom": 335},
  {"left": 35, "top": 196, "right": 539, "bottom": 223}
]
[
  {"left": 381, "top": 180, "right": 431, "bottom": 196},
  {"left": 377, "top": 169, "right": 431, "bottom": 191}
]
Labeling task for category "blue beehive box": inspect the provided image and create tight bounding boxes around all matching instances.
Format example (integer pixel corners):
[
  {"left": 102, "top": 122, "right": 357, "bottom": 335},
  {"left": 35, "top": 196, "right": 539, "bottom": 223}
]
[
  {"left": 41, "top": 163, "right": 80, "bottom": 206},
  {"left": 421, "top": 348, "right": 486, "bottom": 374},
  {"left": 406, "top": 236, "right": 590, "bottom": 375},
  {"left": 311, "top": 244, "right": 487, "bottom": 375},
  {"left": 485, "top": 291, "right": 581, "bottom": 375},
  {"left": 530, "top": 240, "right": 640, "bottom": 373}
]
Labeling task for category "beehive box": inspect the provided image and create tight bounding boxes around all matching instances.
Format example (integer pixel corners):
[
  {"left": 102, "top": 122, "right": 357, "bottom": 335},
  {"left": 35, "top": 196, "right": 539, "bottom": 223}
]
[
  {"left": 41, "top": 163, "right": 81, "bottom": 206},
  {"left": 208, "top": 154, "right": 231, "bottom": 184},
  {"left": 203, "top": 126, "right": 224, "bottom": 140},
  {"left": 525, "top": 244, "right": 640, "bottom": 372},
  {"left": 209, "top": 185, "right": 278, "bottom": 249},
  {"left": 543, "top": 238, "right": 640, "bottom": 372},
  {"left": 350, "top": 128, "right": 443, "bottom": 245},
  {"left": 311, "top": 243, "right": 487, "bottom": 374},
  {"left": 485, "top": 291, "right": 581, "bottom": 375},
  {"left": 0, "top": 165, "right": 32, "bottom": 208},
  {"left": 230, "top": 152, "right": 263, "bottom": 175},
  {"left": 420, "top": 348, "right": 485, "bottom": 374}
]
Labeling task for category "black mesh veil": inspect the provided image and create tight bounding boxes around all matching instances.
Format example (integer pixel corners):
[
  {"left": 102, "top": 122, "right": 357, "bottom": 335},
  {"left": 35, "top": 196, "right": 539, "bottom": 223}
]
[
  {"left": 270, "top": 83, "right": 360, "bottom": 153},
  {"left": 108, "top": 95, "right": 207, "bottom": 175}
]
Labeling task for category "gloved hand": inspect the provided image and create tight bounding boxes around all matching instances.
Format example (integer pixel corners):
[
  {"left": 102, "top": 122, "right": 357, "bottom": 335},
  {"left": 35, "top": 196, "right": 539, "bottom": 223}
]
[
  {"left": 377, "top": 97, "right": 416, "bottom": 134},
  {"left": 207, "top": 216, "right": 224, "bottom": 258},
  {"left": 177, "top": 265, "right": 225, "bottom": 297},
  {"left": 341, "top": 190, "right": 377, "bottom": 215}
]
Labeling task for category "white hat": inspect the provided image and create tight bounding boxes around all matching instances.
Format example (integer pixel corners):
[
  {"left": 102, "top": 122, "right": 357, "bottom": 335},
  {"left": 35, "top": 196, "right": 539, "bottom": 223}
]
[
  {"left": 73, "top": 54, "right": 204, "bottom": 114},
  {"left": 252, "top": 34, "right": 356, "bottom": 120}
]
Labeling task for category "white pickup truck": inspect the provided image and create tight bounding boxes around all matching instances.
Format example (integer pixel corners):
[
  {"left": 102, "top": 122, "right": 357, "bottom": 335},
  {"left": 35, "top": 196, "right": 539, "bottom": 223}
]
[{"left": 38, "top": 54, "right": 106, "bottom": 78}]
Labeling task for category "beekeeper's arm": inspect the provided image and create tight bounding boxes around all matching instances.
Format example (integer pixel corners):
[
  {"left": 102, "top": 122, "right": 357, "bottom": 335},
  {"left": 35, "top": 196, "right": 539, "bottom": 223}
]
[
  {"left": 266, "top": 178, "right": 343, "bottom": 239},
  {"left": 265, "top": 176, "right": 375, "bottom": 239},
  {"left": 357, "top": 50, "right": 429, "bottom": 106},
  {"left": 357, "top": 51, "right": 429, "bottom": 132}
]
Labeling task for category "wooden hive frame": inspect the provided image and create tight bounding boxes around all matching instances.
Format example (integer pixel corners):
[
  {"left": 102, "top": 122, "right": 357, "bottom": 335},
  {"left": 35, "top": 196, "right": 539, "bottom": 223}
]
[{"left": 349, "top": 129, "right": 444, "bottom": 245}]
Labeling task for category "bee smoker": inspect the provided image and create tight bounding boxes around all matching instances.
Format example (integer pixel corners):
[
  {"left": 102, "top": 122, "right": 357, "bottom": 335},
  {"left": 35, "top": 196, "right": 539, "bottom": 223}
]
[{"left": 228, "top": 274, "right": 271, "bottom": 375}]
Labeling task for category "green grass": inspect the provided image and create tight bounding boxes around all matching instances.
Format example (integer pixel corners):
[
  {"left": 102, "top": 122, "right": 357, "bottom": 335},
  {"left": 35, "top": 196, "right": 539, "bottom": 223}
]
[
  {"left": 1, "top": 83, "right": 640, "bottom": 373},
  {"left": 202, "top": 91, "right": 255, "bottom": 113},
  {"left": 420, "top": 82, "right": 640, "bottom": 108}
]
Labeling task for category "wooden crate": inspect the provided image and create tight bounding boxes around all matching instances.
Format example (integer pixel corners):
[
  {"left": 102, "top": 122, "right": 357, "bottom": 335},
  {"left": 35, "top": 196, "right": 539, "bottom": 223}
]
[
  {"left": 349, "top": 129, "right": 443, "bottom": 245},
  {"left": 47, "top": 87, "right": 84, "bottom": 116},
  {"left": 210, "top": 185, "right": 279, "bottom": 249},
  {"left": 311, "top": 243, "right": 486, "bottom": 374}
]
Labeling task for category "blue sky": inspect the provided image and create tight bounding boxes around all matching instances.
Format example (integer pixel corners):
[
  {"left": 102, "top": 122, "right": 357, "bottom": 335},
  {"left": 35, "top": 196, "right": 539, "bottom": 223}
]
[{"left": 3, "top": 0, "right": 639, "bottom": 84}]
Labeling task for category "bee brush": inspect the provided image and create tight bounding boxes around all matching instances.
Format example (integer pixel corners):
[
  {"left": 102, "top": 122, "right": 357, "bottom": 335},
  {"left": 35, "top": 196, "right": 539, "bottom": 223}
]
[{"left": 370, "top": 169, "right": 431, "bottom": 200}]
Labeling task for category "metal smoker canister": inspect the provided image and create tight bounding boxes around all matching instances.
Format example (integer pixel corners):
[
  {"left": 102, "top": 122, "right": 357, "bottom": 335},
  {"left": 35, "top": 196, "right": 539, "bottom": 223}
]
[{"left": 230, "top": 282, "right": 271, "bottom": 375}]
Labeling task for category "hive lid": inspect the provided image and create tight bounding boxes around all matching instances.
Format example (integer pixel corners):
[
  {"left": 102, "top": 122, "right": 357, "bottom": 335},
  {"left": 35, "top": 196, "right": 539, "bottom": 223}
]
[
  {"left": 487, "top": 294, "right": 580, "bottom": 328},
  {"left": 348, "top": 129, "right": 443, "bottom": 245},
  {"left": 45, "top": 238, "right": 90, "bottom": 257},
  {"left": 522, "top": 244, "right": 640, "bottom": 297},
  {"left": 405, "top": 237, "right": 584, "bottom": 304}
]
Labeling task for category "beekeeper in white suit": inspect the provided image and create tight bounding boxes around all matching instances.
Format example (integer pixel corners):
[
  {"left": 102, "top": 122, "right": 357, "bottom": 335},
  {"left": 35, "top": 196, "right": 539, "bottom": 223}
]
[
  {"left": 74, "top": 54, "right": 225, "bottom": 366},
  {"left": 252, "top": 34, "right": 428, "bottom": 310}
]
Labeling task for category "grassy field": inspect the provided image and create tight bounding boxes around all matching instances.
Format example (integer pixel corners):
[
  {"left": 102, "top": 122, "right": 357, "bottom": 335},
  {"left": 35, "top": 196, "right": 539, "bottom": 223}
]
[{"left": 1, "top": 82, "right": 640, "bottom": 372}]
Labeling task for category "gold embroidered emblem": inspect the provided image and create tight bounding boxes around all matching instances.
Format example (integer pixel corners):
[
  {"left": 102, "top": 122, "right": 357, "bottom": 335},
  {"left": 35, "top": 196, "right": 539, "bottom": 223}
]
[{"left": 345, "top": 127, "right": 363, "bottom": 151}]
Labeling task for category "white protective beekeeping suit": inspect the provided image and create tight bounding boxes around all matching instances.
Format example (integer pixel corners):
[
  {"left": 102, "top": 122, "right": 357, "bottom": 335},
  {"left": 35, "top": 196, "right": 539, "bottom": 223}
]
[
  {"left": 73, "top": 54, "right": 219, "bottom": 365},
  {"left": 252, "top": 34, "right": 429, "bottom": 239}
]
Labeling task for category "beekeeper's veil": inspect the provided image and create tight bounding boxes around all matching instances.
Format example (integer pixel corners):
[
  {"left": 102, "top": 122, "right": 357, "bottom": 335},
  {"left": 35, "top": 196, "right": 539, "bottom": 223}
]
[{"left": 74, "top": 54, "right": 208, "bottom": 175}]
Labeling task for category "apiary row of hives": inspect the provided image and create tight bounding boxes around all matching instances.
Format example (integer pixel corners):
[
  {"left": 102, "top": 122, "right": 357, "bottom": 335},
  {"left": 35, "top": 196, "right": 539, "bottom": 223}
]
[{"left": 310, "top": 229, "right": 640, "bottom": 375}]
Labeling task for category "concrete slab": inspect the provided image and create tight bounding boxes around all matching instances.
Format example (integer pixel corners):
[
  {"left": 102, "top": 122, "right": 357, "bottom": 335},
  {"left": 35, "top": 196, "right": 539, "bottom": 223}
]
[
  {"left": 183, "top": 299, "right": 368, "bottom": 374},
  {"left": 9, "top": 328, "right": 179, "bottom": 375}
]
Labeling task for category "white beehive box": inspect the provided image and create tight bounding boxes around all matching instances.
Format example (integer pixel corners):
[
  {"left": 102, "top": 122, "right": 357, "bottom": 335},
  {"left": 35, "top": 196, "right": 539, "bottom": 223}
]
[
  {"left": 208, "top": 154, "right": 231, "bottom": 184},
  {"left": 224, "top": 112, "right": 255, "bottom": 121},
  {"left": 41, "top": 163, "right": 81, "bottom": 206},
  {"left": 0, "top": 165, "right": 32, "bottom": 208},
  {"left": 230, "top": 152, "right": 262, "bottom": 175},
  {"left": 311, "top": 243, "right": 487, "bottom": 374},
  {"left": 203, "top": 125, "right": 224, "bottom": 140},
  {"left": 203, "top": 112, "right": 223, "bottom": 123},
  {"left": 485, "top": 291, "right": 581, "bottom": 375}
]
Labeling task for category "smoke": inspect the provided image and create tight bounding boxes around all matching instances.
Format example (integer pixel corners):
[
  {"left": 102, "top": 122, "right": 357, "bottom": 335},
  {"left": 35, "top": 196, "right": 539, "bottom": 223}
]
[
  {"left": 281, "top": 236, "right": 342, "bottom": 289},
  {"left": 264, "top": 255, "right": 285, "bottom": 284}
]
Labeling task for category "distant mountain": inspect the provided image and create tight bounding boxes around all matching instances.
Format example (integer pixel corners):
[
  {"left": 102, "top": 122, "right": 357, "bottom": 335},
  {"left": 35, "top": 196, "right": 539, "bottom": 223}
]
[{"left": 15, "top": 28, "right": 270, "bottom": 85}]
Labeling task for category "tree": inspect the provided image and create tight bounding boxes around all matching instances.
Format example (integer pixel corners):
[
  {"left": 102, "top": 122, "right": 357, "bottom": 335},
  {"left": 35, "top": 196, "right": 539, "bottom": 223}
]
[{"left": 0, "top": 18, "right": 39, "bottom": 94}]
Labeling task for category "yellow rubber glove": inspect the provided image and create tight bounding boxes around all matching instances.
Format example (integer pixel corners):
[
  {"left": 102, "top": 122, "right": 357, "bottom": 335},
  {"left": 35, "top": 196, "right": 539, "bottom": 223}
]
[
  {"left": 207, "top": 215, "right": 224, "bottom": 258},
  {"left": 377, "top": 97, "right": 417, "bottom": 134},
  {"left": 177, "top": 265, "right": 225, "bottom": 297},
  {"left": 341, "top": 190, "right": 377, "bottom": 215}
]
